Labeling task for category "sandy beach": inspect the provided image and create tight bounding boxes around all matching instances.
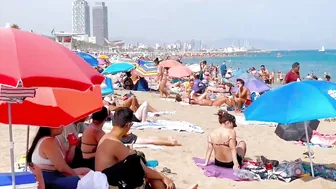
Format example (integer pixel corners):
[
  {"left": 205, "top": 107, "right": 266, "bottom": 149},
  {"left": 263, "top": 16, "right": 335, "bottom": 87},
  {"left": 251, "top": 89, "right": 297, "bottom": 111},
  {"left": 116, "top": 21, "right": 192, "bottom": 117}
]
[{"left": 1, "top": 91, "right": 336, "bottom": 189}]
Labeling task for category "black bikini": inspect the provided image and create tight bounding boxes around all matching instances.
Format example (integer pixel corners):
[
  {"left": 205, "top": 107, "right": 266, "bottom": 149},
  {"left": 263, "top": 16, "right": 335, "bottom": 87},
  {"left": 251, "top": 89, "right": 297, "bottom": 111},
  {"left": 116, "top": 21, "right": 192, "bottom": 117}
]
[
  {"left": 210, "top": 138, "right": 243, "bottom": 168},
  {"left": 81, "top": 142, "right": 98, "bottom": 170},
  {"left": 102, "top": 154, "right": 145, "bottom": 189}
]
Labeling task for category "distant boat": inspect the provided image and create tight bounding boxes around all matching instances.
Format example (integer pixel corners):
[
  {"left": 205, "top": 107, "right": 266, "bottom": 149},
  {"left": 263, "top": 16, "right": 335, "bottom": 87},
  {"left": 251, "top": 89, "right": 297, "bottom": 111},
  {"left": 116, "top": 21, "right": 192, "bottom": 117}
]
[
  {"left": 319, "top": 46, "right": 325, "bottom": 52},
  {"left": 276, "top": 53, "right": 282, "bottom": 58}
]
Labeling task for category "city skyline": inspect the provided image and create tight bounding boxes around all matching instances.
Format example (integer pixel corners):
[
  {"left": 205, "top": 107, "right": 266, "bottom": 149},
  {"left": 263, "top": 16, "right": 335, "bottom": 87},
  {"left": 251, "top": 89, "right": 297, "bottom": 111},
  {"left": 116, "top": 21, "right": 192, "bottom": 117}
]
[{"left": 1, "top": 0, "right": 336, "bottom": 50}]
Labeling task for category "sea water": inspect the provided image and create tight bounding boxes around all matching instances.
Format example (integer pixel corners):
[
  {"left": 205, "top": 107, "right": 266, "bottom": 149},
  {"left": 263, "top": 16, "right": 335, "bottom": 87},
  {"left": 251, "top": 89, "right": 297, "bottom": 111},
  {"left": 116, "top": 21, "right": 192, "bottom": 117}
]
[{"left": 183, "top": 50, "right": 336, "bottom": 78}]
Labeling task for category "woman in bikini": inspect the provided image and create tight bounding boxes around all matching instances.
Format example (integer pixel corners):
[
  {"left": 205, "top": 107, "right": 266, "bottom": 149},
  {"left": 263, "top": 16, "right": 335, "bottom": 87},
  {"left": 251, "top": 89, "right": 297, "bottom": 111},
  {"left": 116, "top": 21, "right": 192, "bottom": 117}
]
[
  {"left": 200, "top": 110, "right": 247, "bottom": 169},
  {"left": 81, "top": 107, "right": 108, "bottom": 170}
]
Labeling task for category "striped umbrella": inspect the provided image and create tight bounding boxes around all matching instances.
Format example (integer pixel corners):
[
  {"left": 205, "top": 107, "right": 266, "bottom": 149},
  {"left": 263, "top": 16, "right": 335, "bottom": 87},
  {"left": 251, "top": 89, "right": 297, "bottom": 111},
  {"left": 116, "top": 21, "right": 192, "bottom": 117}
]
[{"left": 132, "top": 60, "right": 158, "bottom": 77}]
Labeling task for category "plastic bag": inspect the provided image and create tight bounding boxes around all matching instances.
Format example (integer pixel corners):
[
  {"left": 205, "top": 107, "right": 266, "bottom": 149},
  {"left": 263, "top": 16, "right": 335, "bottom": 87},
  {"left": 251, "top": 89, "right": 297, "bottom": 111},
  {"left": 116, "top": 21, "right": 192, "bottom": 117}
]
[{"left": 233, "top": 169, "right": 261, "bottom": 181}]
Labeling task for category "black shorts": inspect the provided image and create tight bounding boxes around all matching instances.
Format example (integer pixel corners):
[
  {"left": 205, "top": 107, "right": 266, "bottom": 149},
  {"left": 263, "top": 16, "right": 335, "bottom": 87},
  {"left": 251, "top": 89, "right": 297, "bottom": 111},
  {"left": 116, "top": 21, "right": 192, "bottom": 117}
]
[
  {"left": 215, "top": 154, "right": 243, "bottom": 168},
  {"left": 121, "top": 133, "right": 138, "bottom": 144},
  {"left": 264, "top": 79, "right": 270, "bottom": 84}
]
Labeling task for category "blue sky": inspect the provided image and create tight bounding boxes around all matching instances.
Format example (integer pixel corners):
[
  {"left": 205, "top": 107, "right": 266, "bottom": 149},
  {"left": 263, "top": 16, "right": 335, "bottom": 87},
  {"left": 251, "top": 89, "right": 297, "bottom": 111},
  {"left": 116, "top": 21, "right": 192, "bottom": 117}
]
[{"left": 1, "top": 0, "right": 336, "bottom": 49}]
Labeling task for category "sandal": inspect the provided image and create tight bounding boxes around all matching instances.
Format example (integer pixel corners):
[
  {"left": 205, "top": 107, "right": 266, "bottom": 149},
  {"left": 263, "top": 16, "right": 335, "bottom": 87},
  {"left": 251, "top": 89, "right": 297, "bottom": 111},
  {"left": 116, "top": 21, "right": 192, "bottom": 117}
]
[{"left": 161, "top": 167, "right": 177, "bottom": 175}]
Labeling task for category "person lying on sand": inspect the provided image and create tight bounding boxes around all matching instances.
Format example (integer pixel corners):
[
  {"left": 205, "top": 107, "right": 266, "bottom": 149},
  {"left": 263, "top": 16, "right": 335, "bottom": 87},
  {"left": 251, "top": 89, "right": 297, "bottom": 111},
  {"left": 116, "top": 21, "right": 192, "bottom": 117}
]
[
  {"left": 95, "top": 107, "right": 198, "bottom": 189},
  {"left": 200, "top": 110, "right": 247, "bottom": 169},
  {"left": 206, "top": 83, "right": 233, "bottom": 94}
]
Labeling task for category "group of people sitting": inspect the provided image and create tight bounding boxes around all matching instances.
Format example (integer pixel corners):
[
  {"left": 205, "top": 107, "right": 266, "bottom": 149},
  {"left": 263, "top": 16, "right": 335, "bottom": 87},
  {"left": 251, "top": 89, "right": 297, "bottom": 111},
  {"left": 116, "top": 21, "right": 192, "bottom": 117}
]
[
  {"left": 26, "top": 95, "right": 203, "bottom": 189},
  {"left": 26, "top": 103, "right": 247, "bottom": 189},
  {"left": 172, "top": 74, "right": 252, "bottom": 112}
]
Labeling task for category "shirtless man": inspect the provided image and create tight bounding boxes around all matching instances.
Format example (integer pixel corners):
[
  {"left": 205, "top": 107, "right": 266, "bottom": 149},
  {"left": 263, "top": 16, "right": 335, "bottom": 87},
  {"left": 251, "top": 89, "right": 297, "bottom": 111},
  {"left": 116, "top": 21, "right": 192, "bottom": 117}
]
[
  {"left": 259, "top": 65, "right": 270, "bottom": 84},
  {"left": 95, "top": 107, "right": 197, "bottom": 189},
  {"left": 230, "top": 79, "right": 251, "bottom": 112}
]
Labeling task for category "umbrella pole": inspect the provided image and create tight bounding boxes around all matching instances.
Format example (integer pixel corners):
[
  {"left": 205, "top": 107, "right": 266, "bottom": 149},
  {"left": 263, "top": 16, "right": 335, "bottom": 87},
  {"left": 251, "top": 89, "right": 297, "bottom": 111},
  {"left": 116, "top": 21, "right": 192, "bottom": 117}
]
[
  {"left": 8, "top": 103, "right": 16, "bottom": 189},
  {"left": 25, "top": 125, "right": 30, "bottom": 171},
  {"left": 304, "top": 122, "right": 315, "bottom": 177}
]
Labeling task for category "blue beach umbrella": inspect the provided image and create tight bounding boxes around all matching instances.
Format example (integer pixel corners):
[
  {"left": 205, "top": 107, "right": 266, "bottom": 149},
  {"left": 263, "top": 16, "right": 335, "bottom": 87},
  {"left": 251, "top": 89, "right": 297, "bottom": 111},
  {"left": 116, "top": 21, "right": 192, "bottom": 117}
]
[
  {"left": 102, "top": 63, "right": 135, "bottom": 75},
  {"left": 244, "top": 80, "right": 336, "bottom": 177},
  {"left": 75, "top": 52, "right": 99, "bottom": 66}
]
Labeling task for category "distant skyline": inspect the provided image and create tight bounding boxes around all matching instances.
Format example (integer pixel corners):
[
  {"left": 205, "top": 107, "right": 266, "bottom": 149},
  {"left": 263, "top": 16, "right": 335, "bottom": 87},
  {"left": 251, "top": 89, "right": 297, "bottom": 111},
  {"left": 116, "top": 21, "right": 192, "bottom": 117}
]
[{"left": 1, "top": 0, "right": 336, "bottom": 50}]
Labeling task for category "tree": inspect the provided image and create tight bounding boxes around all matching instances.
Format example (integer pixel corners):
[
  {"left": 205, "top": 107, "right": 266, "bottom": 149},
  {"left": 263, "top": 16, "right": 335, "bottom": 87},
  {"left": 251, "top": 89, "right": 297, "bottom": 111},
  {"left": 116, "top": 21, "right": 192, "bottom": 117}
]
[{"left": 11, "top": 24, "right": 20, "bottom": 29}]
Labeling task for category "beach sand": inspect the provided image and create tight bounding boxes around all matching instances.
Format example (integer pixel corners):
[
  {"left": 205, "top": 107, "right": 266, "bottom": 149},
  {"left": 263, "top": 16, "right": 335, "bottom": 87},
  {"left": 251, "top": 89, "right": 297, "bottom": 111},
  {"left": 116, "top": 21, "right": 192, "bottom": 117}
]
[{"left": 1, "top": 90, "right": 336, "bottom": 189}]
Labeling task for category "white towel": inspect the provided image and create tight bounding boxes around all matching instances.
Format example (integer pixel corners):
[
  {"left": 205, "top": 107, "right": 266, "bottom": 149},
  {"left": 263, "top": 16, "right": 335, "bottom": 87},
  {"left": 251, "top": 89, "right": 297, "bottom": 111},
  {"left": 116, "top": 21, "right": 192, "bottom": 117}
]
[{"left": 77, "top": 171, "right": 109, "bottom": 189}]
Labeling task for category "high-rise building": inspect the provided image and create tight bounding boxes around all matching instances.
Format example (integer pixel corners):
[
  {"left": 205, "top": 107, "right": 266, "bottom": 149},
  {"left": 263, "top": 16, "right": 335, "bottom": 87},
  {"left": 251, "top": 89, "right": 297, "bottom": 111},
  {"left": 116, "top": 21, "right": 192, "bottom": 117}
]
[
  {"left": 72, "top": 0, "right": 90, "bottom": 36},
  {"left": 92, "top": 2, "right": 108, "bottom": 46}
]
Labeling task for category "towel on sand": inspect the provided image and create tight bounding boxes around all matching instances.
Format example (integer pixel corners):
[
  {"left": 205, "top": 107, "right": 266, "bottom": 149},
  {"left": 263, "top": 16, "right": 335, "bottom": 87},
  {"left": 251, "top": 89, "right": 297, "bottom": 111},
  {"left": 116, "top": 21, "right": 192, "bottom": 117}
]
[
  {"left": 192, "top": 157, "right": 239, "bottom": 180},
  {"left": 235, "top": 116, "right": 277, "bottom": 127},
  {"left": 103, "top": 120, "right": 203, "bottom": 133}
]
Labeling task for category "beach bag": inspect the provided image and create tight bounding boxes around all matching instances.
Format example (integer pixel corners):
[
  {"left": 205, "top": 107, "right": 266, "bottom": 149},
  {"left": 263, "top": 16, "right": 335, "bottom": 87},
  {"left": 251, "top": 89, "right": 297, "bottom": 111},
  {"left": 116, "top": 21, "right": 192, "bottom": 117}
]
[{"left": 274, "top": 159, "right": 305, "bottom": 178}]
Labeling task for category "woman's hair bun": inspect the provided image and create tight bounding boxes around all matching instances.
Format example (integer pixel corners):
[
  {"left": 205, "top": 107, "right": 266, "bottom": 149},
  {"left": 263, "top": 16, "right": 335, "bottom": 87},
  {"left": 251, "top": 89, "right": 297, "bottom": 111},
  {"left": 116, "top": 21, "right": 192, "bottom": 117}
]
[{"left": 215, "top": 109, "right": 227, "bottom": 118}]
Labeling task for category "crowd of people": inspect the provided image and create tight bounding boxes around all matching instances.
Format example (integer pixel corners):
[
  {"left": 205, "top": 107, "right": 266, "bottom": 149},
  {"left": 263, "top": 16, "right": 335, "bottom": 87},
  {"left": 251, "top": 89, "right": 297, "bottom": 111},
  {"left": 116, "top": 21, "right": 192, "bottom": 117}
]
[{"left": 24, "top": 56, "right": 332, "bottom": 188}]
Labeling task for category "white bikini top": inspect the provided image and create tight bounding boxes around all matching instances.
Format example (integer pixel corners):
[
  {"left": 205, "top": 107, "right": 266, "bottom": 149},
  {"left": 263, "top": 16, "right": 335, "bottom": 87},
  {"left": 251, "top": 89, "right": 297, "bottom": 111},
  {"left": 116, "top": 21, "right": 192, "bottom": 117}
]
[{"left": 32, "top": 137, "right": 64, "bottom": 166}]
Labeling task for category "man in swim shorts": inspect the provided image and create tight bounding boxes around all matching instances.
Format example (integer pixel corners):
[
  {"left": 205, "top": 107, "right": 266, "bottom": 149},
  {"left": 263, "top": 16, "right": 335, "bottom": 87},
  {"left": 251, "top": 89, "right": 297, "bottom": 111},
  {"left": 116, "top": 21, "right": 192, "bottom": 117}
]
[{"left": 233, "top": 79, "right": 251, "bottom": 112}]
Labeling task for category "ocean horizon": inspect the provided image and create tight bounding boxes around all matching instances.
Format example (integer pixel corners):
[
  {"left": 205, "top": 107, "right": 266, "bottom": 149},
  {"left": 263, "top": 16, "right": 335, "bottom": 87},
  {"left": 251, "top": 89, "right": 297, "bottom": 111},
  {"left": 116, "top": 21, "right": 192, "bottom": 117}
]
[{"left": 183, "top": 50, "right": 336, "bottom": 79}]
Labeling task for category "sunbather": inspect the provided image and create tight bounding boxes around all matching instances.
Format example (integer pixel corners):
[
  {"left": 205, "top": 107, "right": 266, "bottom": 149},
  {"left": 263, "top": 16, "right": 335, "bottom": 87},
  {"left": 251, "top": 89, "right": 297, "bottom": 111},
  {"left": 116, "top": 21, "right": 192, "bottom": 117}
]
[
  {"left": 95, "top": 107, "right": 197, "bottom": 189},
  {"left": 200, "top": 110, "right": 246, "bottom": 169},
  {"left": 81, "top": 107, "right": 108, "bottom": 170},
  {"left": 27, "top": 127, "right": 90, "bottom": 189},
  {"left": 189, "top": 94, "right": 229, "bottom": 107}
]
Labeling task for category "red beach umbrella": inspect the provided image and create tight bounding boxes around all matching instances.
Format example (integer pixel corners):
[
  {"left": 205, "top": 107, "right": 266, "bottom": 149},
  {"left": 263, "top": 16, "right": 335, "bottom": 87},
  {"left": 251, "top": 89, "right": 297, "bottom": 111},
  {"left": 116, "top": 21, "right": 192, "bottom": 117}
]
[
  {"left": 159, "top": 60, "right": 181, "bottom": 68},
  {"left": 0, "top": 85, "right": 103, "bottom": 127},
  {"left": 168, "top": 65, "right": 192, "bottom": 78},
  {"left": 0, "top": 28, "right": 104, "bottom": 91}
]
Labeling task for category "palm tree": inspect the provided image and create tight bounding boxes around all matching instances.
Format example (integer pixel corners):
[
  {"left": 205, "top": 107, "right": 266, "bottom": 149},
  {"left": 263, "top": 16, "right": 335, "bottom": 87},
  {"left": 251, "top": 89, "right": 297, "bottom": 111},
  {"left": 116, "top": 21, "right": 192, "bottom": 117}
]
[{"left": 10, "top": 24, "right": 20, "bottom": 29}]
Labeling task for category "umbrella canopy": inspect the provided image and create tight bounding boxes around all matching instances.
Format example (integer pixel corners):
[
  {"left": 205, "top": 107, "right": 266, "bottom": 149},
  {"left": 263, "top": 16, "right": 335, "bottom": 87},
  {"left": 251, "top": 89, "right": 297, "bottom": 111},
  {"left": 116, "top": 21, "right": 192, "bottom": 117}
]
[
  {"left": 0, "top": 28, "right": 104, "bottom": 91},
  {"left": 168, "top": 65, "right": 192, "bottom": 78},
  {"left": 159, "top": 60, "right": 181, "bottom": 68},
  {"left": 76, "top": 52, "right": 99, "bottom": 66},
  {"left": 275, "top": 120, "right": 320, "bottom": 142},
  {"left": 187, "top": 64, "right": 201, "bottom": 72},
  {"left": 133, "top": 60, "right": 158, "bottom": 77},
  {"left": 231, "top": 73, "right": 271, "bottom": 93},
  {"left": 244, "top": 80, "right": 336, "bottom": 124},
  {"left": 0, "top": 86, "right": 103, "bottom": 127},
  {"left": 102, "top": 63, "right": 135, "bottom": 75},
  {"left": 244, "top": 80, "right": 336, "bottom": 177},
  {"left": 98, "top": 58, "right": 107, "bottom": 66},
  {"left": 98, "top": 55, "right": 109, "bottom": 59}
]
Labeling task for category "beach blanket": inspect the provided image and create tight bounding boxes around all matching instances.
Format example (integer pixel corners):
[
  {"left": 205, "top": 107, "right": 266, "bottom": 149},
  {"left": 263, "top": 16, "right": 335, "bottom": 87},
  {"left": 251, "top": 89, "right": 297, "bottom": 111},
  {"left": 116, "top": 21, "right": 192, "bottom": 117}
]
[
  {"left": 148, "top": 111, "right": 175, "bottom": 117},
  {"left": 294, "top": 141, "right": 335, "bottom": 148},
  {"left": 192, "top": 157, "right": 239, "bottom": 180},
  {"left": 310, "top": 131, "right": 336, "bottom": 146},
  {"left": 235, "top": 116, "right": 277, "bottom": 127},
  {"left": 103, "top": 120, "right": 203, "bottom": 133},
  {"left": 132, "top": 144, "right": 164, "bottom": 150}
]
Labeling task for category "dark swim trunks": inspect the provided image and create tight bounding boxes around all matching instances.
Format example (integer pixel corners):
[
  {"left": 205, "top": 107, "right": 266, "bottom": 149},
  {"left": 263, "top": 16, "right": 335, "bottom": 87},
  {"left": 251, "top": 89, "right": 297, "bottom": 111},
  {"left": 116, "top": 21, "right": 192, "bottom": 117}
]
[{"left": 215, "top": 154, "right": 243, "bottom": 168}]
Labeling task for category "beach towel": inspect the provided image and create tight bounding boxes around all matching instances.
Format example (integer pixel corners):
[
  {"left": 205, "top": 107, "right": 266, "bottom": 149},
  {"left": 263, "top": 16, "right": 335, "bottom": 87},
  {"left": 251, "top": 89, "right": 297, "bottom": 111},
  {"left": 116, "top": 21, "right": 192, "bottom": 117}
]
[
  {"left": 148, "top": 111, "right": 175, "bottom": 117},
  {"left": 310, "top": 130, "right": 336, "bottom": 146},
  {"left": 192, "top": 157, "right": 239, "bottom": 180},
  {"left": 103, "top": 120, "right": 204, "bottom": 133},
  {"left": 235, "top": 116, "right": 277, "bottom": 127}
]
